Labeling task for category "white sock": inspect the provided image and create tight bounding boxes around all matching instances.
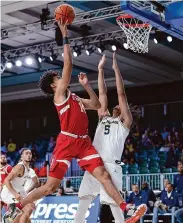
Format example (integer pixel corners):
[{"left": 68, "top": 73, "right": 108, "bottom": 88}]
[
  {"left": 74, "top": 198, "right": 93, "bottom": 223},
  {"left": 110, "top": 204, "right": 125, "bottom": 223}
]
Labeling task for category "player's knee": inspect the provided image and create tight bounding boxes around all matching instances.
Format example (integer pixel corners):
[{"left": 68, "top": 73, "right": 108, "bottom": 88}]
[{"left": 23, "top": 203, "right": 35, "bottom": 216}]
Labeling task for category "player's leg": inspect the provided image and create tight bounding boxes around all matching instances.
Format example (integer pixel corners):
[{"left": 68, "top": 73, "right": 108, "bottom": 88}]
[
  {"left": 74, "top": 171, "right": 100, "bottom": 223},
  {"left": 74, "top": 198, "right": 93, "bottom": 223},
  {"left": 18, "top": 203, "right": 35, "bottom": 223},
  {"left": 110, "top": 205, "right": 125, "bottom": 223}
]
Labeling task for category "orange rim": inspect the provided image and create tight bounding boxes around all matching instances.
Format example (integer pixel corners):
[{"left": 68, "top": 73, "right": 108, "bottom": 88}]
[{"left": 116, "top": 15, "right": 150, "bottom": 28}]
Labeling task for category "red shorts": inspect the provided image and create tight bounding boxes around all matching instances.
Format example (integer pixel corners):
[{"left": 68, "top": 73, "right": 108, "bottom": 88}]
[{"left": 49, "top": 134, "right": 104, "bottom": 179}]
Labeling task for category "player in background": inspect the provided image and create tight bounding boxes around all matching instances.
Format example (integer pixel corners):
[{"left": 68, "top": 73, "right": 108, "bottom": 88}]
[
  {"left": 74, "top": 53, "right": 146, "bottom": 223},
  {"left": 0, "top": 153, "right": 12, "bottom": 222},
  {"left": 1, "top": 149, "right": 36, "bottom": 223},
  {"left": 6, "top": 19, "right": 144, "bottom": 222}
]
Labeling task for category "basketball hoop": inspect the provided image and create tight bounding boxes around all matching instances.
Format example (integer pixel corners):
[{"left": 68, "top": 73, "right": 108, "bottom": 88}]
[{"left": 116, "top": 15, "right": 152, "bottom": 53}]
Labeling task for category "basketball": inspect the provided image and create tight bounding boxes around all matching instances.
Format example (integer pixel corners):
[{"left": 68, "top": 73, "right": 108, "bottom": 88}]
[{"left": 55, "top": 4, "right": 75, "bottom": 25}]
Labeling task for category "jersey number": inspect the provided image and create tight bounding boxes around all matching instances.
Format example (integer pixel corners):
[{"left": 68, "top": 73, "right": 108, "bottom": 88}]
[{"left": 104, "top": 125, "right": 110, "bottom": 135}]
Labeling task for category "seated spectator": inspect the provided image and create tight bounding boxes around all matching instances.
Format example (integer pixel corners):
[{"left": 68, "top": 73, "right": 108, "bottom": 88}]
[
  {"left": 1, "top": 142, "right": 7, "bottom": 154},
  {"left": 174, "top": 161, "right": 183, "bottom": 194},
  {"left": 175, "top": 208, "right": 183, "bottom": 223},
  {"left": 165, "top": 147, "right": 177, "bottom": 168},
  {"left": 152, "top": 183, "right": 179, "bottom": 223},
  {"left": 48, "top": 136, "right": 56, "bottom": 152},
  {"left": 161, "top": 127, "right": 169, "bottom": 141},
  {"left": 152, "top": 130, "right": 163, "bottom": 147},
  {"left": 38, "top": 161, "right": 48, "bottom": 177},
  {"left": 142, "top": 130, "right": 153, "bottom": 148},
  {"left": 65, "top": 180, "right": 74, "bottom": 193},
  {"left": 127, "top": 184, "right": 149, "bottom": 207},
  {"left": 56, "top": 186, "right": 66, "bottom": 196},
  {"left": 141, "top": 182, "right": 156, "bottom": 208},
  {"left": 31, "top": 145, "right": 39, "bottom": 162},
  {"left": 7, "top": 138, "right": 16, "bottom": 153}
]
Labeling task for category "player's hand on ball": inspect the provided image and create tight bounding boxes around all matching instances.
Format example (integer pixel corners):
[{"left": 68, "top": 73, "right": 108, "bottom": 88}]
[
  {"left": 112, "top": 52, "right": 119, "bottom": 70},
  {"left": 98, "top": 54, "right": 106, "bottom": 70},
  {"left": 78, "top": 73, "right": 89, "bottom": 86},
  {"left": 57, "top": 18, "right": 68, "bottom": 37}
]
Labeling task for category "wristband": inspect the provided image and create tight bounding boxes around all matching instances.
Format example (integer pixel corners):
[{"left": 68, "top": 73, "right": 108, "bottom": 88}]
[{"left": 63, "top": 37, "right": 69, "bottom": 45}]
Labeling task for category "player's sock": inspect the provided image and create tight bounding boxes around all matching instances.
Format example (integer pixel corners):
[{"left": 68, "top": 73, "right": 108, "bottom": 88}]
[
  {"left": 120, "top": 202, "right": 127, "bottom": 211},
  {"left": 74, "top": 197, "right": 93, "bottom": 223},
  {"left": 110, "top": 205, "right": 124, "bottom": 223}
]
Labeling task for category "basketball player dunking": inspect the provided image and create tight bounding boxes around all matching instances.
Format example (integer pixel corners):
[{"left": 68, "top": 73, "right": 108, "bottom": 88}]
[
  {"left": 6, "top": 20, "right": 146, "bottom": 222},
  {"left": 74, "top": 54, "right": 147, "bottom": 223}
]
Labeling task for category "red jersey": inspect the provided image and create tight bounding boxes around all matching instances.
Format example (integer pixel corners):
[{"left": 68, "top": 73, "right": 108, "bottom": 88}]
[
  {"left": 0, "top": 164, "right": 12, "bottom": 185},
  {"left": 55, "top": 90, "right": 89, "bottom": 135}
]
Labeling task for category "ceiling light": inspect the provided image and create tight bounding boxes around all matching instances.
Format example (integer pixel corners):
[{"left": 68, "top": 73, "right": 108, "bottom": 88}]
[
  {"left": 25, "top": 57, "right": 33, "bottom": 65},
  {"left": 167, "top": 36, "right": 172, "bottom": 42},
  {"left": 85, "top": 47, "right": 94, "bottom": 56},
  {"left": 123, "top": 43, "right": 128, "bottom": 49},
  {"left": 73, "top": 47, "right": 81, "bottom": 57},
  {"left": 49, "top": 55, "right": 53, "bottom": 61},
  {"left": 153, "top": 38, "right": 158, "bottom": 44},
  {"left": 15, "top": 60, "right": 22, "bottom": 67},
  {"left": 6, "top": 62, "right": 13, "bottom": 69},
  {"left": 38, "top": 57, "right": 42, "bottom": 63}
]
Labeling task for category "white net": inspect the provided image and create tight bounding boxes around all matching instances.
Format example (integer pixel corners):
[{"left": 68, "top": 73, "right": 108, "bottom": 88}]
[{"left": 117, "top": 15, "right": 152, "bottom": 53}]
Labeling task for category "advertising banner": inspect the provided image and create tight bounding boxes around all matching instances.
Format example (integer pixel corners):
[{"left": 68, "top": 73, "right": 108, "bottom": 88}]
[{"left": 31, "top": 196, "right": 100, "bottom": 223}]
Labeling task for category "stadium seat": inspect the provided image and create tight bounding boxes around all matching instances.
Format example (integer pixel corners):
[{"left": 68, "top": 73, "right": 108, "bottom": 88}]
[
  {"left": 150, "top": 167, "right": 160, "bottom": 173},
  {"left": 129, "top": 163, "right": 138, "bottom": 169},
  {"left": 161, "top": 168, "right": 172, "bottom": 173},
  {"left": 139, "top": 167, "right": 149, "bottom": 174},
  {"left": 149, "top": 156, "right": 158, "bottom": 161},
  {"left": 172, "top": 167, "right": 178, "bottom": 172},
  {"left": 139, "top": 162, "right": 148, "bottom": 168},
  {"left": 129, "top": 168, "right": 139, "bottom": 174},
  {"left": 149, "top": 161, "right": 159, "bottom": 167}
]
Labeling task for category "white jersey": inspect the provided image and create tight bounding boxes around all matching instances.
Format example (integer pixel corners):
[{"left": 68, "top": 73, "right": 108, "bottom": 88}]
[
  {"left": 24, "top": 168, "right": 37, "bottom": 192},
  {"left": 93, "top": 116, "right": 129, "bottom": 164},
  {"left": 11, "top": 161, "right": 31, "bottom": 193}
]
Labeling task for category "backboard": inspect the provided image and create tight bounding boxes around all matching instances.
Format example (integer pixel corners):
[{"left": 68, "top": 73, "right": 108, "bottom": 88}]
[{"left": 120, "top": 1, "right": 183, "bottom": 40}]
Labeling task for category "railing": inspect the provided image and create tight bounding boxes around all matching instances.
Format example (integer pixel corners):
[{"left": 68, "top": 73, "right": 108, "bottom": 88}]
[{"left": 39, "top": 173, "right": 178, "bottom": 192}]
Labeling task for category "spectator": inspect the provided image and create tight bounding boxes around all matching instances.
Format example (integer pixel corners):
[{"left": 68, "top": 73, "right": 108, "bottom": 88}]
[
  {"left": 1, "top": 142, "right": 7, "bottom": 154},
  {"left": 159, "top": 144, "right": 170, "bottom": 152},
  {"left": 56, "top": 186, "right": 65, "bottom": 196},
  {"left": 7, "top": 138, "right": 16, "bottom": 153},
  {"left": 175, "top": 208, "right": 183, "bottom": 223},
  {"left": 38, "top": 161, "right": 48, "bottom": 177},
  {"left": 152, "top": 130, "right": 163, "bottom": 147},
  {"left": 158, "top": 179, "right": 171, "bottom": 198},
  {"left": 174, "top": 161, "right": 183, "bottom": 194},
  {"left": 152, "top": 183, "right": 179, "bottom": 223},
  {"left": 165, "top": 147, "right": 177, "bottom": 168},
  {"left": 142, "top": 130, "right": 153, "bottom": 148},
  {"left": 141, "top": 182, "right": 156, "bottom": 205},
  {"left": 127, "top": 184, "right": 149, "bottom": 207},
  {"left": 48, "top": 136, "right": 56, "bottom": 152},
  {"left": 31, "top": 145, "right": 39, "bottom": 162},
  {"left": 65, "top": 180, "right": 74, "bottom": 193},
  {"left": 161, "top": 127, "right": 169, "bottom": 141}
]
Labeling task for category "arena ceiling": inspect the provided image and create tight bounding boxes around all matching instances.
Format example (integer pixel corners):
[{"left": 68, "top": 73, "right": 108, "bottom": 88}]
[{"left": 1, "top": 1, "right": 183, "bottom": 101}]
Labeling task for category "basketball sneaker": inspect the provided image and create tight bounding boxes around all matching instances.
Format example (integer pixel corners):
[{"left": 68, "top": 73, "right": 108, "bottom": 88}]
[
  {"left": 3, "top": 203, "right": 22, "bottom": 222},
  {"left": 125, "top": 204, "right": 147, "bottom": 223}
]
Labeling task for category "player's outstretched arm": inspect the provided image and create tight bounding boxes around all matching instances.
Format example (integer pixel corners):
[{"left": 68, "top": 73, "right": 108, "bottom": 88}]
[
  {"left": 78, "top": 73, "right": 101, "bottom": 110},
  {"left": 112, "top": 52, "right": 133, "bottom": 129},
  {"left": 97, "top": 54, "right": 109, "bottom": 119},
  {"left": 4, "top": 165, "right": 24, "bottom": 202},
  {"left": 55, "top": 19, "right": 72, "bottom": 99}
]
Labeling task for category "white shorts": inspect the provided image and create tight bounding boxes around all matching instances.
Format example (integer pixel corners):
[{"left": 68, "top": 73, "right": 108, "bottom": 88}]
[
  {"left": 78, "top": 162, "right": 123, "bottom": 205},
  {"left": 0, "top": 185, "right": 27, "bottom": 204}
]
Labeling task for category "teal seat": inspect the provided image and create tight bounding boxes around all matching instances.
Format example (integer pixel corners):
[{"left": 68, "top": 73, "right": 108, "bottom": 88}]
[
  {"left": 139, "top": 167, "right": 149, "bottom": 174},
  {"left": 161, "top": 168, "right": 172, "bottom": 173},
  {"left": 150, "top": 167, "right": 160, "bottom": 173},
  {"left": 139, "top": 162, "right": 148, "bottom": 168},
  {"left": 149, "top": 162, "right": 159, "bottom": 168},
  {"left": 172, "top": 167, "right": 178, "bottom": 172},
  {"left": 129, "top": 163, "right": 138, "bottom": 169},
  {"left": 129, "top": 168, "right": 139, "bottom": 174}
]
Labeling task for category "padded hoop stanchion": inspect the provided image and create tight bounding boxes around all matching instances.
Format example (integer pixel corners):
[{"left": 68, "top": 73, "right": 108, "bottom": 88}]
[{"left": 116, "top": 14, "right": 152, "bottom": 53}]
